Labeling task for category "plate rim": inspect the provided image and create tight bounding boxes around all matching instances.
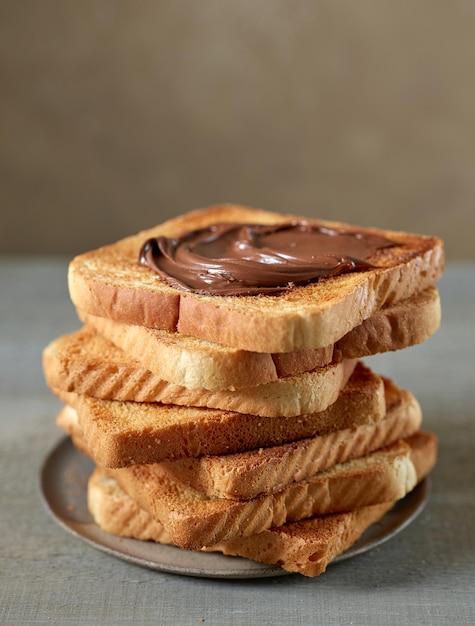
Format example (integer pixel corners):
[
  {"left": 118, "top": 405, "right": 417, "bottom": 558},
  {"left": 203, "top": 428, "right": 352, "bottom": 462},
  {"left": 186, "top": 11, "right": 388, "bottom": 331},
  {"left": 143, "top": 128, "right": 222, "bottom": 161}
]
[{"left": 39, "top": 436, "right": 429, "bottom": 579}]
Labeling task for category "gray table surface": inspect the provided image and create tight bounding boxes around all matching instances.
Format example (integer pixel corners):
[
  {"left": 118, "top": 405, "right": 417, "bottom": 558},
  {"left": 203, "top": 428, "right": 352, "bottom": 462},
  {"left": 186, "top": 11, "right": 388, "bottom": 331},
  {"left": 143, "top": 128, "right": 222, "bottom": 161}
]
[{"left": 1, "top": 256, "right": 474, "bottom": 626}]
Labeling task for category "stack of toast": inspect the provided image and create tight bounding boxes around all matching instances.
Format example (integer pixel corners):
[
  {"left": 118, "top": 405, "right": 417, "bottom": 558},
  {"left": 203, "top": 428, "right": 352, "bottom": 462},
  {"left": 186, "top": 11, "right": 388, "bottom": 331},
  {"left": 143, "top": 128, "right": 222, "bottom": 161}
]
[{"left": 42, "top": 205, "right": 444, "bottom": 577}]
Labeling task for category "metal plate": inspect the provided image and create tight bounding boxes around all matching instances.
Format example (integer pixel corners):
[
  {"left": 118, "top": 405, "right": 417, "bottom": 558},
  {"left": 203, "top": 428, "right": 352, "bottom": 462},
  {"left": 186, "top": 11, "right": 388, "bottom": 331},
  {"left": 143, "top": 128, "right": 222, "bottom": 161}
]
[{"left": 39, "top": 437, "right": 429, "bottom": 579}]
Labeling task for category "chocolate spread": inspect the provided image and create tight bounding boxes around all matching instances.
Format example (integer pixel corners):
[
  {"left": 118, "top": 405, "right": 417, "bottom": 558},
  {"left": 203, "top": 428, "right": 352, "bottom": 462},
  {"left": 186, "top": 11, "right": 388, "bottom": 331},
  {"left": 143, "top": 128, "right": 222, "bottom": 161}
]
[{"left": 139, "top": 221, "right": 396, "bottom": 296}]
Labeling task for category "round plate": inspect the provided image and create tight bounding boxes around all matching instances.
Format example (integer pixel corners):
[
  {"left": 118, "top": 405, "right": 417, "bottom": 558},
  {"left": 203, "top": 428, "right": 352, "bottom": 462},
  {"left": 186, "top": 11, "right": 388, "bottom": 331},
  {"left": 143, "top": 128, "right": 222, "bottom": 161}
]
[{"left": 39, "top": 437, "right": 429, "bottom": 579}]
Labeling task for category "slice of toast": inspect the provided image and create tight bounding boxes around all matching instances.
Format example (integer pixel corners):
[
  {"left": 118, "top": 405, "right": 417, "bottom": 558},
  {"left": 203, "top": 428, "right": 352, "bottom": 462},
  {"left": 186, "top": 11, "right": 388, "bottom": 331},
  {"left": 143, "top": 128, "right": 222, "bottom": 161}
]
[
  {"left": 88, "top": 467, "right": 395, "bottom": 577},
  {"left": 47, "top": 350, "right": 357, "bottom": 419},
  {"left": 61, "top": 285, "right": 439, "bottom": 391},
  {"left": 104, "top": 431, "right": 436, "bottom": 549},
  {"left": 68, "top": 205, "right": 444, "bottom": 353},
  {"left": 209, "top": 502, "right": 395, "bottom": 578},
  {"left": 55, "top": 362, "right": 385, "bottom": 466},
  {"left": 63, "top": 374, "right": 421, "bottom": 499},
  {"left": 148, "top": 379, "right": 422, "bottom": 499}
]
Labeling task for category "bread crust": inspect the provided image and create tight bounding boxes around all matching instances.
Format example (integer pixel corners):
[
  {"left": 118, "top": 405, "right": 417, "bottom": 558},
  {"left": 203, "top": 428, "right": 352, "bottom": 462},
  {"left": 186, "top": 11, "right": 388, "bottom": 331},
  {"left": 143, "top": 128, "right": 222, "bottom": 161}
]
[
  {"left": 87, "top": 467, "right": 395, "bottom": 576},
  {"left": 87, "top": 431, "right": 436, "bottom": 574},
  {"left": 104, "top": 432, "right": 435, "bottom": 549},
  {"left": 68, "top": 205, "right": 444, "bottom": 352},
  {"left": 210, "top": 502, "right": 395, "bottom": 577},
  {"left": 43, "top": 286, "right": 440, "bottom": 403},
  {"left": 55, "top": 362, "right": 386, "bottom": 467},
  {"left": 65, "top": 374, "right": 420, "bottom": 500},
  {"left": 154, "top": 379, "right": 422, "bottom": 499},
  {"left": 61, "top": 286, "right": 438, "bottom": 391}
]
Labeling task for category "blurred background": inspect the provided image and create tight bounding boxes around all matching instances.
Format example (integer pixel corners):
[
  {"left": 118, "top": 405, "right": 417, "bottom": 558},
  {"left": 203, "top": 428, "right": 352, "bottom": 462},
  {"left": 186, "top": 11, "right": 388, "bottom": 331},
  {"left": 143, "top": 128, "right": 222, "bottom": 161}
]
[{"left": 1, "top": 1, "right": 474, "bottom": 258}]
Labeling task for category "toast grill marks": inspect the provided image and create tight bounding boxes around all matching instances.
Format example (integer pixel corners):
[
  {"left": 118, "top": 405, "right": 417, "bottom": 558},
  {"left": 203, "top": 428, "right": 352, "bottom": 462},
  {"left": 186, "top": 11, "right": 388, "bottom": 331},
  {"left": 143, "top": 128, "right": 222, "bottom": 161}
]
[
  {"left": 105, "top": 432, "right": 437, "bottom": 550},
  {"left": 209, "top": 501, "right": 395, "bottom": 577},
  {"left": 87, "top": 467, "right": 395, "bottom": 577},
  {"left": 53, "top": 357, "right": 358, "bottom": 421},
  {"left": 150, "top": 381, "right": 422, "bottom": 500},
  {"left": 57, "top": 370, "right": 421, "bottom": 499},
  {"left": 55, "top": 362, "right": 386, "bottom": 467},
  {"left": 68, "top": 205, "right": 444, "bottom": 353}
]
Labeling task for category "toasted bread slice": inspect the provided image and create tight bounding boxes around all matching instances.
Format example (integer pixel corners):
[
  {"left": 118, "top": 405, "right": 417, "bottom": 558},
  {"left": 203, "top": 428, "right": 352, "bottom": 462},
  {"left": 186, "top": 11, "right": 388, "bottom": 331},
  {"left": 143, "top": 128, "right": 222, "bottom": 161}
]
[
  {"left": 60, "top": 286, "right": 440, "bottom": 392},
  {"left": 55, "top": 362, "right": 385, "bottom": 467},
  {"left": 74, "top": 314, "right": 331, "bottom": 391},
  {"left": 63, "top": 374, "right": 421, "bottom": 499},
  {"left": 47, "top": 346, "right": 357, "bottom": 419},
  {"left": 68, "top": 205, "right": 444, "bottom": 353},
  {"left": 88, "top": 467, "right": 395, "bottom": 577},
  {"left": 103, "top": 432, "right": 436, "bottom": 549},
  {"left": 209, "top": 502, "right": 395, "bottom": 577},
  {"left": 333, "top": 284, "right": 441, "bottom": 359},
  {"left": 151, "top": 379, "right": 422, "bottom": 499}
]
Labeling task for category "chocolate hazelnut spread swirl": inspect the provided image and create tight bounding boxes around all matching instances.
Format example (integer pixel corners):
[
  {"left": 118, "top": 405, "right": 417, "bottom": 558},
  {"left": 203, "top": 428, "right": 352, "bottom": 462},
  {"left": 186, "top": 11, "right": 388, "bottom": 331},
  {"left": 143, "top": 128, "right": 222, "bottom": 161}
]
[{"left": 139, "top": 221, "right": 396, "bottom": 296}]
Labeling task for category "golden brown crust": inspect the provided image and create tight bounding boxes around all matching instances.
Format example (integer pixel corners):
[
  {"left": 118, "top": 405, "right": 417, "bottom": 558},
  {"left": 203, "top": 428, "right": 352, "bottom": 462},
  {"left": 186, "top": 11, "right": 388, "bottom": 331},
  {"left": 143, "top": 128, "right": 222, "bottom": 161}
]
[
  {"left": 54, "top": 362, "right": 386, "bottom": 467},
  {"left": 407, "top": 430, "right": 438, "bottom": 479},
  {"left": 60, "top": 372, "right": 421, "bottom": 499},
  {"left": 68, "top": 205, "right": 444, "bottom": 352},
  {"left": 104, "top": 432, "right": 436, "bottom": 549},
  {"left": 43, "top": 287, "right": 440, "bottom": 407},
  {"left": 334, "top": 285, "right": 441, "bottom": 359},
  {"left": 156, "top": 381, "right": 422, "bottom": 499},
  {"left": 56, "top": 356, "right": 356, "bottom": 420},
  {"left": 77, "top": 312, "right": 281, "bottom": 391},
  {"left": 87, "top": 466, "right": 395, "bottom": 577},
  {"left": 88, "top": 469, "right": 174, "bottom": 544},
  {"left": 87, "top": 467, "right": 395, "bottom": 576},
  {"left": 211, "top": 502, "right": 395, "bottom": 577},
  {"left": 64, "top": 285, "right": 438, "bottom": 392}
]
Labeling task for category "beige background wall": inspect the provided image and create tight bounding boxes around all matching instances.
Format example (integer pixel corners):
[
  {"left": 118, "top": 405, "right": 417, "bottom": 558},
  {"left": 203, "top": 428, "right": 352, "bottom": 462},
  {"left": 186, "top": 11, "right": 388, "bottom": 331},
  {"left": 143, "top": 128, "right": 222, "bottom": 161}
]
[{"left": 1, "top": 1, "right": 474, "bottom": 258}]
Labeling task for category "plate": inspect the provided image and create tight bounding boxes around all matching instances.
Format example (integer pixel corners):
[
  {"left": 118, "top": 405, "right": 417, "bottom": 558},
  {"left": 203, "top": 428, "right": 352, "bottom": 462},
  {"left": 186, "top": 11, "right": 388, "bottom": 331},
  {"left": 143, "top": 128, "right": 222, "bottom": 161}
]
[{"left": 39, "top": 437, "right": 429, "bottom": 579}]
